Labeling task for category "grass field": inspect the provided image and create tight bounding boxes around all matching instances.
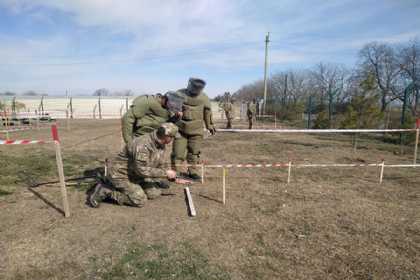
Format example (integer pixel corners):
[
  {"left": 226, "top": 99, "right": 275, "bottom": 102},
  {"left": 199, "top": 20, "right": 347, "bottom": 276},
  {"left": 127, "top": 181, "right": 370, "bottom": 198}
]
[{"left": 0, "top": 119, "right": 419, "bottom": 279}]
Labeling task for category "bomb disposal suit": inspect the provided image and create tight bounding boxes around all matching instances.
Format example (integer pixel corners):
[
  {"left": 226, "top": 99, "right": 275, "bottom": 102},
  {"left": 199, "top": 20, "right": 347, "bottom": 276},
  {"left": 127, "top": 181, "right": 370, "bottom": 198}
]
[{"left": 171, "top": 78, "right": 216, "bottom": 180}]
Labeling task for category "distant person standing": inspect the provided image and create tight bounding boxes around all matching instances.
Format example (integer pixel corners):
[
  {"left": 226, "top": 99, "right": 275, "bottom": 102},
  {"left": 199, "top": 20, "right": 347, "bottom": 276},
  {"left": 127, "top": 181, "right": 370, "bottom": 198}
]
[
  {"left": 247, "top": 99, "right": 257, "bottom": 129},
  {"left": 221, "top": 92, "right": 234, "bottom": 129}
]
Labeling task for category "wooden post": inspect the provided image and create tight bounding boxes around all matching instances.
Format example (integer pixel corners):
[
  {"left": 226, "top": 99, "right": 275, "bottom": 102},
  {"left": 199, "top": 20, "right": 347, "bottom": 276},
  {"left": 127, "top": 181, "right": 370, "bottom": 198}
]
[
  {"left": 4, "top": 109, "right": 10, "bottom": 140},
  {"left": 98, "top": 95, "right": 102, "bottom": 120},
  {"left": 51, "top": 124, "right": 70, "bottom": 217},
  {"left": 201, "top": 164, "right": 204, "bottom": 184},
  {"left": 274, "top": 113, "right": 277, "bottom": 129},
  {"left": 184, "top": 186, "right": 196, "bottom": 217},
  {"left": 414, "top": 120, "right": 420, "bottom": 164},
  {"left": 125, "top": 97, "right": 129, "bottom": 112},
  {"left": 287, "top": 161, "right": 292, "bottom": 184},
  {"left": 119, "top": 105, "right": 124, "bottom": 117},
  {"left": 414, "top": 128, "right": 419, "bottom": 164},
  {"left": 104, "top": 160, "right": 108, "bottom": 177},
  {"left": 36, "top": 113, "right": 40, "bottom": 130},
  {"left": 66, "top": 109, "right": 70, "bottom": 131},
  {"left": 69, "top": 97, "right": 73, "bottom": 119},
  {"left": 222, "top": 168, "right": 226, "bottom": 205},
  {"left": 93, "top": 104, "right": 97, "bottom": 119},
  {"left": 352, "top": 133, "right": 358, "bottom": 153},
  {"left": 379, "top": 160, "right": 385, "bottom": 184}
]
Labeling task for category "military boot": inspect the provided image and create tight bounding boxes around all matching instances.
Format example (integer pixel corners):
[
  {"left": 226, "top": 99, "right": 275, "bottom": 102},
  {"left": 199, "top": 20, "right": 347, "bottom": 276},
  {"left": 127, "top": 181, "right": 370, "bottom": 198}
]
[
  {"left": 157, "top": 180, "right": 170, "bottom": 189},
  {"left": 87, "top": 182, "right": 112, "bottom": 208}
]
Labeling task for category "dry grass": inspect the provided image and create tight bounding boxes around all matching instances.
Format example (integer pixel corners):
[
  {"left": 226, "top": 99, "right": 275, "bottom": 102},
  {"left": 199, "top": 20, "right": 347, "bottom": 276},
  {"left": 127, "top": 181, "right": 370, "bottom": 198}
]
[{"left": 0, "top": 119, "right": 419, "bottom": 280}]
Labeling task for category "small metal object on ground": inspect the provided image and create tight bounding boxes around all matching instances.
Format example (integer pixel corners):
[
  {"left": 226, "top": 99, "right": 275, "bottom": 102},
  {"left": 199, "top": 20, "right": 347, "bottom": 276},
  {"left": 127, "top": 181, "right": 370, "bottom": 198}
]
[{"left": 184, "top": 186, "right": 196, "bottom": 217}]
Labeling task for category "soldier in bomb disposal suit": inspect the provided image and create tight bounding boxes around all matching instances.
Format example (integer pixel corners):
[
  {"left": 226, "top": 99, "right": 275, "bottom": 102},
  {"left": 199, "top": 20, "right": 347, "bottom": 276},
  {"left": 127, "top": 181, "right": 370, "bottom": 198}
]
[{"left": 171, "top": 78, "right": 216, "bottom": 181}]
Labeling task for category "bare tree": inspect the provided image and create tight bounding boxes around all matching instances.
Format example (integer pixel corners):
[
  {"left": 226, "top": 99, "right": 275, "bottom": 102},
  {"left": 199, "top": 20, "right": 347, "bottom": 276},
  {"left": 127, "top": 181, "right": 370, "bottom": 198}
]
[
  {"left": 359, "top": 42, "right": 402, "bottom": 112},
  {"left": 93, "top": 88, "right": 110, "bottom": 96},
  {"left": 399, "top": 39, "right": 420, "bottom": 115},
  {"left": 233, "top": 80, "right": 264, "bottom": 101},
  {"left": 310, "top": 62, "right": 347, "bottom": 124}
]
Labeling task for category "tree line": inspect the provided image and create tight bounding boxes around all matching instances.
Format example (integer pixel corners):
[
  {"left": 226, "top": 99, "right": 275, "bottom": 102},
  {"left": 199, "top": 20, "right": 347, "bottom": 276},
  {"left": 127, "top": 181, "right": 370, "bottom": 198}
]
[{"left": 232, "top": 39, "right": 420, "bottom": 129}]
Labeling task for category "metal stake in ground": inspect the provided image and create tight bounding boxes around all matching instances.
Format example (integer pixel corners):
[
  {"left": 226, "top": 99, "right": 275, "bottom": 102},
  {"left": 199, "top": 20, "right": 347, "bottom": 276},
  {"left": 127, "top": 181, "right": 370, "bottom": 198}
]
[
  {"left": 51, "top": 124, "right": 70, "bottom": 217},
  {"left": 201, "top": 164, "right": 204, "bottom": 184},
  {"left": 184, "top": 186, "right": 196, "bottom": 217}
]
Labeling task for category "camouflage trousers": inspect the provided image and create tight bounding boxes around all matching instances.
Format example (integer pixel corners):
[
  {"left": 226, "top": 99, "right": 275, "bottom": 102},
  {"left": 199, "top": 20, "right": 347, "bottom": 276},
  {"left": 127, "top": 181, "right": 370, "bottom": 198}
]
[
  {"left": 106, "top": 150, "right": 163, "bottom": 207},
  {"left": 171, "top": 134, "right": 202, "bottom": 175},
  {"left": 225, "top": 112, "right": 233, "bottom": 129},
  {"left": 247, "top": 115, "right": 254, "bottom": 129}
]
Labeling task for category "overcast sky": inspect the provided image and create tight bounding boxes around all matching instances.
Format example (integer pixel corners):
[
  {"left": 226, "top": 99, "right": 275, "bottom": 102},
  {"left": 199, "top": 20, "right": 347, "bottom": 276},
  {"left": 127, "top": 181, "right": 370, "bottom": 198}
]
[{"left": 0, "top": 0, "right": 419, "bottom": 97}]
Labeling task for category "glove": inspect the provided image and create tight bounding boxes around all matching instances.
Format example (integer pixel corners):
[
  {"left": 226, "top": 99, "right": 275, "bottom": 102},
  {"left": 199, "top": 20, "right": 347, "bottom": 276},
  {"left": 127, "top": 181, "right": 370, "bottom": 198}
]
[{"left": 209, "top": 127, "right": 217, "bottom": 135}]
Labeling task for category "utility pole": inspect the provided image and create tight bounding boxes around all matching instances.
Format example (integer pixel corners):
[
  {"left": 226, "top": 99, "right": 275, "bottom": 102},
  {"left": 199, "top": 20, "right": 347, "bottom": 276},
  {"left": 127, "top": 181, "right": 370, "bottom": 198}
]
[{"left": 263, "top": 32, "right": 270, "bottom": 115}]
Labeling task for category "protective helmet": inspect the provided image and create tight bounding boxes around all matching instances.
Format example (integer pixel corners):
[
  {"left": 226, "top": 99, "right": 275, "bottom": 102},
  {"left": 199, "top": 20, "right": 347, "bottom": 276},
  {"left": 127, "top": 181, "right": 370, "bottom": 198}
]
[
  {"left": 164, "top": 91, "right": 184, "bottom": 113},
  {"left": 187, "top": 78, "right": 206, "bottom": 96},
  {"left": 157, "top": 122, "right": 179, "bottom": 138}
]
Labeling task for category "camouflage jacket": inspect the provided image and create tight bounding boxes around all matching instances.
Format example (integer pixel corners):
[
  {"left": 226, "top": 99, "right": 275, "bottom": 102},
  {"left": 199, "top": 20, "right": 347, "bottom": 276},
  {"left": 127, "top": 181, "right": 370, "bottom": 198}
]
[
  {"left": 222, "top": 102, "right": 233, "bottom": 112},
  {"left": 109, "top": 131, "right": 167, "bottom": 183},
  {"left": 122, "top": 95, "right": 171, "bottom": 145},
  {"left": 129, "top": 131, "right": 167, "bottom": 181},
  {"left": 247, "top": 103, "right": 256, "bottom": 115}
]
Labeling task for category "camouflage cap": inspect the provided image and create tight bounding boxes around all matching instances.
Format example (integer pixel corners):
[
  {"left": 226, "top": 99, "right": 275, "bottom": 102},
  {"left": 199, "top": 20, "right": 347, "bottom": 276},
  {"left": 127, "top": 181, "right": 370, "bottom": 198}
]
[{"left": 157, "top": 122, "right": 179, "bottom": 138}]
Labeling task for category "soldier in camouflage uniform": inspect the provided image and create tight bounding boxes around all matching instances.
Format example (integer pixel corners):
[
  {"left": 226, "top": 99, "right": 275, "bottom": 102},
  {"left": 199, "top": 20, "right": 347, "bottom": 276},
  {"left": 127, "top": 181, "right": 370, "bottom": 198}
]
[
  {"left": 171, "top": 78, "right": 216, "bottom": 181},
  {"left": 88, "top": 123, "right": 179, "bottom": 208},
  {"left": 247, "top": 99, "right": 257, "bottom": 129},
  {"left": 221, "top": 92, "right": 234, "bottom": 129},
  {"left": 122, "top": 93, "right": 183, "bottom": 146}
]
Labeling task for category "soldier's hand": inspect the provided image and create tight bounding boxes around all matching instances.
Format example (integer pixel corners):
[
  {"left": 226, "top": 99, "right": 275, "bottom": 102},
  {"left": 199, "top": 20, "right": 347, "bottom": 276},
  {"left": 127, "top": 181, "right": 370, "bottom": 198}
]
[
  {"left": 166, "top": 169, "right": 177, "bottom": 180},
  {"left": 175, "top": 177, "right": 193, "bottom": 185},
  {"left": 209, "top": 127, "right": 217, "bottom": 135}
]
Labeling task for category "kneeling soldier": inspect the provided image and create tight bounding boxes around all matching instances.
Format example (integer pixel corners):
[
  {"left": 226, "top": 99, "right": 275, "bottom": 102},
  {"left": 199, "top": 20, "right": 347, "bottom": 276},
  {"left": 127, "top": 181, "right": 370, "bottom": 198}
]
[{"left": 88, "top": 123, "right": 180, "bottom": 208}]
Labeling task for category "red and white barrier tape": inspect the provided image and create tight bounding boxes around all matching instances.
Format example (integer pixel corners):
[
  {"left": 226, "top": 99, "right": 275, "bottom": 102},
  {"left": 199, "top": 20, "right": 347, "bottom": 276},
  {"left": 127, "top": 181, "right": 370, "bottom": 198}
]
[
  {"left": 0, "top": 125, "right": 53, "bottom": 134},
  {"left": 0, "top": 139, "right": 49, "bottom": 145},
  {"left": 0, "top": 127, "right": 32, "bottom": 133},
  {"left": 181, "top": 162, "right": 420, "bottom": 169},
  {"left": 219, "top": 128, "right": 418, "bottom": 133},
  {"left": 205, "top": 163, "right": 290, "bottom": 168}
]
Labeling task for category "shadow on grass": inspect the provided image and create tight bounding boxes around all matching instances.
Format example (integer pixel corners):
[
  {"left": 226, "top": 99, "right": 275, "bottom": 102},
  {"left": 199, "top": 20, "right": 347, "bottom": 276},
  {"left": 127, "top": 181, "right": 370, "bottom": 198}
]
[
  {"left": 198, "top": 193, "right": 222, "bottom": 204},
  {"left": 0, "top": 189, "right": 13, "bottom": 196},
  {"left": 27, "top": 187, "right": 65, "bottom": 216}
]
